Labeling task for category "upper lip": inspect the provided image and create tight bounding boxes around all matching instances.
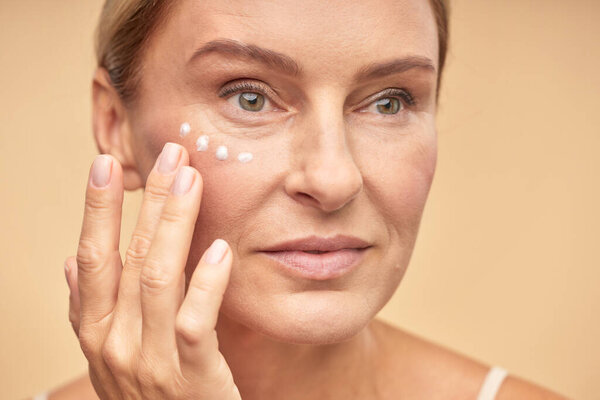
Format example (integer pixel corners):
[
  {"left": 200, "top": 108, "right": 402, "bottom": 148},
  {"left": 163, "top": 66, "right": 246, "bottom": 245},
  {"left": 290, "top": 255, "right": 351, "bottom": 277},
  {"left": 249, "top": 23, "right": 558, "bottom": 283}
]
[{"left": 261, "top": 234, "right": 372, "bottom": 252}]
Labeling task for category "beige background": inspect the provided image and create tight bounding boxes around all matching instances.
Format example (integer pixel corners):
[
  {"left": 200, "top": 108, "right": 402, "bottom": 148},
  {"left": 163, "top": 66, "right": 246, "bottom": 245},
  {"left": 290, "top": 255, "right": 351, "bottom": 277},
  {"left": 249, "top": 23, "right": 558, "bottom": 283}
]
[{"left": 1, "top": 0, "right": 599, "bottom": 398}]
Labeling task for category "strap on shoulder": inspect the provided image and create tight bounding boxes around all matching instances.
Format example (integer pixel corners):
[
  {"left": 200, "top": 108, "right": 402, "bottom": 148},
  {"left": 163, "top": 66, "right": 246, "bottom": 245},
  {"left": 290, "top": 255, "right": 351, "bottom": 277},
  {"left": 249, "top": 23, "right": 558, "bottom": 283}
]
[{"left": 476, "top": 366, "right": 509, "bottom": 400}]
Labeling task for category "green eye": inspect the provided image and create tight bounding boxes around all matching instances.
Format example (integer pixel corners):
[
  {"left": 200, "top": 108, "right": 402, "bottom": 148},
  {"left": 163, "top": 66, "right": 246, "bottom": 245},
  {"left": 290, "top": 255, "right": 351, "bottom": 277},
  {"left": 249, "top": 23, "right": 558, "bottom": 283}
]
[
  {"left": 239, "top": 92, "right": 265, "bottom": 112},
  {"left": 375, "top": 97, "right": 402, "bottom": 114}
]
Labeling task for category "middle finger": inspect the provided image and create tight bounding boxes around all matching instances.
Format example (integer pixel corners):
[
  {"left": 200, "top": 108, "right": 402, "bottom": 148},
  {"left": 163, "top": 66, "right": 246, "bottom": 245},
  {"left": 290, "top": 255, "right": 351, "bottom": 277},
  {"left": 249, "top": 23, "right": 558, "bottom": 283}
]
[{"left": 140, "top": 165, "right": 203, "bottom": 362}]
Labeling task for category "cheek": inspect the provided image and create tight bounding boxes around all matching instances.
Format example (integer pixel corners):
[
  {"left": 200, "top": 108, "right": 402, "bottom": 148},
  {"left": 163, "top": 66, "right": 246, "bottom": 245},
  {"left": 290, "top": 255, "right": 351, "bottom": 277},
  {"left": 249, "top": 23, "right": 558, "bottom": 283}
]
[
  {"left": 183, "top": 132, "right": 290, "bottom": 267},
  {"left": 389, "top": 135, "right": 437, "bottom": 223},
  {"left": 357, "top": 121, "right": 437, "bottom": 239},
  {"left": 129, "top": 109, "right": 189, "bottom": 177},
  {"left": 130, "top": 107, "right": 290, "bottom": 270}
]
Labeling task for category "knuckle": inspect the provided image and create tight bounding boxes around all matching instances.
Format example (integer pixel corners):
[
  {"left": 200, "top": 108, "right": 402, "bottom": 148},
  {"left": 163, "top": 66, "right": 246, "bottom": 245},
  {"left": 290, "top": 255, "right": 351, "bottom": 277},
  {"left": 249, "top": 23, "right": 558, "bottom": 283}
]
[
  {"left": 159, "top": 206, "right": 187, "bottom": 226},
  {"left": 76, "top": 237, "right": 104, "bottom": 271},
  {"left": 175, "top": 313, "right": 210, "bottom": 345},
  {"left": 140, "top": 259, "right": 171, "bottom": 293},
  {"left": 101, "top": 335, "right": 130, "bottom": 374},
  {"left": 84, "top": 191, "right": 112, "bottom": 213},
  {"left": 143, "top": 182, "right": 171, "bottom": 203},
  {"left": 125, "top": 232, "right": 153, "bottom": 266}
]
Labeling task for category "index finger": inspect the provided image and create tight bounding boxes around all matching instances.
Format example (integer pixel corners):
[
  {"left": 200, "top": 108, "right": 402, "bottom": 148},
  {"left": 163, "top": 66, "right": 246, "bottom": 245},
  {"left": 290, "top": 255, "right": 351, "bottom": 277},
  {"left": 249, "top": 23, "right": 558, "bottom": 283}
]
[{"left": 76, "top": 155, "right": 123, "bottom": 326}]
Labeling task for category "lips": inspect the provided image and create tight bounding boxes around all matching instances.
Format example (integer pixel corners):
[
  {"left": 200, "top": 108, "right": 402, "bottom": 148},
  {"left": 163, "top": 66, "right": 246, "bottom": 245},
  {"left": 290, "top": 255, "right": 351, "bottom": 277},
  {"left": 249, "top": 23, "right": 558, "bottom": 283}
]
[
  {"left": 260, "top": 235, "right": 371, "bottom": 280},
  {"left": 261, "top": 234, "right": 371, "bottom": 253}
]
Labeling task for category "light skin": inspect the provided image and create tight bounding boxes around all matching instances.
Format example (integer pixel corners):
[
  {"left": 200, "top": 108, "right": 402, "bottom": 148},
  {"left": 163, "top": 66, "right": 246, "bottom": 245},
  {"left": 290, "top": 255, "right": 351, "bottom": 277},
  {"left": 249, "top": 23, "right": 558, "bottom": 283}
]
[{"left": 48, "top": 0, "right": 568, "bottom": 398}]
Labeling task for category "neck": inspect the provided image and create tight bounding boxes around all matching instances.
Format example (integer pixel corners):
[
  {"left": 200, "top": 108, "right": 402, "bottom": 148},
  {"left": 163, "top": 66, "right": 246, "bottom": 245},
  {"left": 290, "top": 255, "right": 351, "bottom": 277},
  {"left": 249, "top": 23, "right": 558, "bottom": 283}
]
[{"left": 215, "top": 312, "right": 382, "bottom": 400}]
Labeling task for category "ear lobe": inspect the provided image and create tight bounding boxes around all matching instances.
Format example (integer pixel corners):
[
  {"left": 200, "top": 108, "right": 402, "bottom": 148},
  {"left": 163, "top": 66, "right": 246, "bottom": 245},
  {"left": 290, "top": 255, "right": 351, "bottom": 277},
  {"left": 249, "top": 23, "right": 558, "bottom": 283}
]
[{"left": 91, "top": 68, "right": 143, "bottom": 191}]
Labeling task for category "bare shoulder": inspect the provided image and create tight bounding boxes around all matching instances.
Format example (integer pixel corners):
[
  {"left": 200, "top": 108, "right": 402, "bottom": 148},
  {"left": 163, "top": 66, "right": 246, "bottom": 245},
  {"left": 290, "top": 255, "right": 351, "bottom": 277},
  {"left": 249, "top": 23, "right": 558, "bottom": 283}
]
[
  {"left": 369, "top": 318, "right": 568, "bottom": 399},
  {"left": 43, "top": 373, "right": 98, "bottom": 400}
]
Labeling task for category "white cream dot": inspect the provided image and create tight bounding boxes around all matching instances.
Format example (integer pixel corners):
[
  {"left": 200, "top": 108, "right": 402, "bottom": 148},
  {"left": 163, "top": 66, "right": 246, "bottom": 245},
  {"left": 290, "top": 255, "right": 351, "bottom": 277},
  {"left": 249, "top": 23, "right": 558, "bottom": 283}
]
[
  {"left": 238, "top": 152, "right": 253, "bottom": 163},
  {"left": 216, "top": 145, "right": 228, "bottom": 161},
  {"left": 196, "top": 135, "right": 209, "bottom": 151},
  {"left": 179, "top": 122, "right": 191, "bottom": 137}
]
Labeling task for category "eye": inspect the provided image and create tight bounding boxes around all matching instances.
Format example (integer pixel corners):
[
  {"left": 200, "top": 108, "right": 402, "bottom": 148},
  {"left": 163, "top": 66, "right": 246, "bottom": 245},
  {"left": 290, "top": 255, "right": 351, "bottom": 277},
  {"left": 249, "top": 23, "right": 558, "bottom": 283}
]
[
  {"left": 238, "top": 92, "right": 265, "bottom": 112},
  {"left": 362, "top": 88, "right": 415, "bottom": 116},
  {"left": 373, "top": 98, "right": 402, "bottom": 114},
  {"left": 218, "top": 81, "right": 278, "bottom": 113}
]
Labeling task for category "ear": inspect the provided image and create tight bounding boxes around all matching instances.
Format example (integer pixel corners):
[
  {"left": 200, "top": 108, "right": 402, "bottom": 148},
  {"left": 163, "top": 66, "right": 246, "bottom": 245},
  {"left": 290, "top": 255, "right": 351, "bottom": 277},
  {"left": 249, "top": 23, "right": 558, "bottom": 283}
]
[{"left": 92, "top": 67, "right": 143, "bottom": 191}]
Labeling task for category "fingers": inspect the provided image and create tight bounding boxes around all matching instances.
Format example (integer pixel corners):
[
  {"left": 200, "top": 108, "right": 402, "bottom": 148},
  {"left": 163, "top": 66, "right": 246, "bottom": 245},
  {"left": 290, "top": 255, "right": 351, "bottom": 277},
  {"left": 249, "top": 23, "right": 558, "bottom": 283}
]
[
  {"left": 65, "top": 256, "right": 81, "bottom": 336},
  {"left": 113, "top": 143, "right": 189, "bottom": 322},
  {"left": 76, "top": 155, "right": 123, "bottom": 326},
  {"left": 176, "top": 239, "right": 233, "bottom": 372},
  {"left": 107, "top": 143, "right": 188, "bottom": 394},
  {"left": 140, "top": 165, "right": 204, "bottom": 361}
]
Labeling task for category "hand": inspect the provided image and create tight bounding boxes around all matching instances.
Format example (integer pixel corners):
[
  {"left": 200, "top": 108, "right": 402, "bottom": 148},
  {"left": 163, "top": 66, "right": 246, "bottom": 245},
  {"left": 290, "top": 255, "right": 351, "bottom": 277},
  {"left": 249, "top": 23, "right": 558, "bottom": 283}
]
[{"left": 63, "top": 143, "right": 241, "bottom": 399}]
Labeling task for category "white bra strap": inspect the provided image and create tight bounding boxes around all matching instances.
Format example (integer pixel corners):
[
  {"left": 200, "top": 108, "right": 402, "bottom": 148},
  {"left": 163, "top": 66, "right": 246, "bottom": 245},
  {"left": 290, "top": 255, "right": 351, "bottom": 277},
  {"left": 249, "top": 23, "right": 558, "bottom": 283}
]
[
  {"left": 476, "top": 366, "right": 509, "bottom": 400},
  {"left": 33, "top": 392, "right": 49, "bottom": 400}
]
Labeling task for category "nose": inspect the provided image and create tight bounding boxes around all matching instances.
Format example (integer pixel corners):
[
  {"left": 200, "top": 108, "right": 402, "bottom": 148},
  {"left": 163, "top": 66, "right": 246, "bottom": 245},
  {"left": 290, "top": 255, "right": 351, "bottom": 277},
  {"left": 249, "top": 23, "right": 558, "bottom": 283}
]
[{"left": 284, "top": 99, "right": 363, "bottom": 213}]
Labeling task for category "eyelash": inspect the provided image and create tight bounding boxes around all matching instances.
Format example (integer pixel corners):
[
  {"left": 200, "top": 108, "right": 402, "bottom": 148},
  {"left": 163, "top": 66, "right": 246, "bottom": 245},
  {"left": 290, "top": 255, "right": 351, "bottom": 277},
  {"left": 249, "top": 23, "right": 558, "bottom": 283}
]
[
  {"left": 217, "top": 81, "right": 416, "bottom": 113},
  {"left": 371, "top": 88, "right": 416, "bottom": 108},
  {"left": 218, "top": 81, "right": 276, "bottom": 101}
]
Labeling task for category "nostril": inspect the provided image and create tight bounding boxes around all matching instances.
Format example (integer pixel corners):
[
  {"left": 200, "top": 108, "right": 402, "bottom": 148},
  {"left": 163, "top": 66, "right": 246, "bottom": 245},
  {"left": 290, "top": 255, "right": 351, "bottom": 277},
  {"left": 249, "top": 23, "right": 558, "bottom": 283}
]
[{"left": 295, "top": 192, "right": 318, "bottom": 205}]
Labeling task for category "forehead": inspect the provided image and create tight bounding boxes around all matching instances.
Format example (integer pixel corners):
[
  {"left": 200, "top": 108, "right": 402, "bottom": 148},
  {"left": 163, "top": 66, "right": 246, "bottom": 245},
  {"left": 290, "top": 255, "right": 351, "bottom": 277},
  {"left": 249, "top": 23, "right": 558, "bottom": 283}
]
[{"left": 152, "top": 0, "right": 438, "bottom": 80}]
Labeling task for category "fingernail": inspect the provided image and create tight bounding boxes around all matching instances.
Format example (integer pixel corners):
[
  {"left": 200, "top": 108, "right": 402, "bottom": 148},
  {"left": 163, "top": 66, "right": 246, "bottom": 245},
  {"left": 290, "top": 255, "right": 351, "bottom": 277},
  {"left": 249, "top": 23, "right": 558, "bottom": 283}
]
[
  {"left": 205, "top": 239, "right": 228, "bottom": 264},
  {"left": 91, "top": 155, "right": 112, "bottom": 188},
  {"left": 171, "top": 167, "right": 195, "bottom": 195},
  {"left": 158, "top": 143, "right": 181, "bottom": 174},
  {"left": 64, "top": 262, "right": 70, "bottom": 285}
]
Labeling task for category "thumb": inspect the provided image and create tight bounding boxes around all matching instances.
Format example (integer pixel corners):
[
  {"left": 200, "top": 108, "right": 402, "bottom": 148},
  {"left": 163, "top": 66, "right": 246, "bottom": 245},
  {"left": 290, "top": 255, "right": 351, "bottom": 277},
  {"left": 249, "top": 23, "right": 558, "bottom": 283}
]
[{"left": 176, "top": 239, "right": 233, "bottom": 371}]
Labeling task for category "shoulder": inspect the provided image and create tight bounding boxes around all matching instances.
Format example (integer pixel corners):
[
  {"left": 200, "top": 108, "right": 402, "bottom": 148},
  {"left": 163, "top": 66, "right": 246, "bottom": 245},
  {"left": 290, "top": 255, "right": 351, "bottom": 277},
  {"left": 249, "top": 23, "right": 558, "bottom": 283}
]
[{"left": 369, "top": 318, "right": 568, "bottom": 399}]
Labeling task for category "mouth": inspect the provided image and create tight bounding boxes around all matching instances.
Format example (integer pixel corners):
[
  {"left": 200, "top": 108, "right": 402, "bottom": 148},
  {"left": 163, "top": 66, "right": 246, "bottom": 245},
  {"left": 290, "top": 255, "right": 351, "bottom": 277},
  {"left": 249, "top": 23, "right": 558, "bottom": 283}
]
[
  {"left": 261, "top": 234, "right": 372, "bottom": 253},
  {"left": 260, "top": 248, "right": 369, "bottom": 280},
  {"left": 259, "top": 235, "right": 372, "bottom": 280}
]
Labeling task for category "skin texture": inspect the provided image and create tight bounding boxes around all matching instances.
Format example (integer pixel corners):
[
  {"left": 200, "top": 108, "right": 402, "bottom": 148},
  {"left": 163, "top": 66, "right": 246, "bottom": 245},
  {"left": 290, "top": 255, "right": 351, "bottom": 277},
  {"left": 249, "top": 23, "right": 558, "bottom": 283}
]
[
  {"left": 46, "top": 0, "right": 569, "bottom": 399},
  {"left": 126, "top": 0, "right": 439, "bottom": 346}
]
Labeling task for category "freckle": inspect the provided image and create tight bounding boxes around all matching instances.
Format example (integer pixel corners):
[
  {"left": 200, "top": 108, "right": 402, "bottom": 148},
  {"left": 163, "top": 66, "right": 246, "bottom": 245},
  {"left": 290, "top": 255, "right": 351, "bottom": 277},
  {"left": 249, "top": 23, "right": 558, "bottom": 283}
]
[
  {"left": 216, "top": 145, "right": 228, "bottom": 161},
  {"left": 179, "top": 122, "right": 191, "bottom": 137},
  {"left": 196, "top": 135, "right": 209, "bottom": 151},
  {"left": 238, "top": 152, "right": 253, "bottom": 163}
]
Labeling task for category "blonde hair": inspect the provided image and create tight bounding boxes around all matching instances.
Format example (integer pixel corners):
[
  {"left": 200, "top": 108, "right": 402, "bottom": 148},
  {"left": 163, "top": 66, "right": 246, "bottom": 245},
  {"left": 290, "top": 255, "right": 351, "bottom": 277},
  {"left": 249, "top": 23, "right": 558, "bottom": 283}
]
[
  {"left": 95, "top": 0, "right": 171, "bottom": 103},
  {"left": 96, "top": 0, "right": 449, "bottom": 103}
]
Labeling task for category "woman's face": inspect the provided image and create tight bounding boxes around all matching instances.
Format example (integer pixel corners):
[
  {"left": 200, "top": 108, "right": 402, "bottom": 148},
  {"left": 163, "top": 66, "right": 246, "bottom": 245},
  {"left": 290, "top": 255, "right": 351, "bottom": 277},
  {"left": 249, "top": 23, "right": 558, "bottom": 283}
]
[{"left": 125, "top": 0, "right": 439, "bottom": 344}]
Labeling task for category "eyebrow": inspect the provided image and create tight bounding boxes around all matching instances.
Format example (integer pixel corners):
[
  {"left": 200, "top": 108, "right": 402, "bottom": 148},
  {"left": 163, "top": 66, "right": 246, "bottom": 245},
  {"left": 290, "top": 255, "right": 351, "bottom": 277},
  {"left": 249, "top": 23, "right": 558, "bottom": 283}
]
[
  {"left": 189, "top": 38, "right": 301, "bottom": 76},
  {"left": 189, "top": 38, "right": 436, "bottom": 81},
  {"left": 355, "top": 56, "right": 436, "bottom": 81}
]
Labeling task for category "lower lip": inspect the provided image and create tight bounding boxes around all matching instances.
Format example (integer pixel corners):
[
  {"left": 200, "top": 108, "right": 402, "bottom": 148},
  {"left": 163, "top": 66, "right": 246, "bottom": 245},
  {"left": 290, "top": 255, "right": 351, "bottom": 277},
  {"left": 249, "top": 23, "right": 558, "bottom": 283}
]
[{"left": 260, "top": 248, "right": 368, "bottom": 280}]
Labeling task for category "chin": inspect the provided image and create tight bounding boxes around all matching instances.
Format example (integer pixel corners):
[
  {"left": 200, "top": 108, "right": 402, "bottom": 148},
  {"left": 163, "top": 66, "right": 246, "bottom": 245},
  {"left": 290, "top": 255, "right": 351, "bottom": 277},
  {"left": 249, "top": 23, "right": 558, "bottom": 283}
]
[{"left": 220, "top": 289, "right": 375, "bottom": 345}]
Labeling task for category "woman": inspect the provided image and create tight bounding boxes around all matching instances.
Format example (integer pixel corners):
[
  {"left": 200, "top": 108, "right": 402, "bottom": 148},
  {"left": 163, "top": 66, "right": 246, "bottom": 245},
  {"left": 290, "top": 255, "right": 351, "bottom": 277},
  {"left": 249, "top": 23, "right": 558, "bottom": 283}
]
[{"left": 37, "top": 0, "right": 567, "bottom": 398}]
